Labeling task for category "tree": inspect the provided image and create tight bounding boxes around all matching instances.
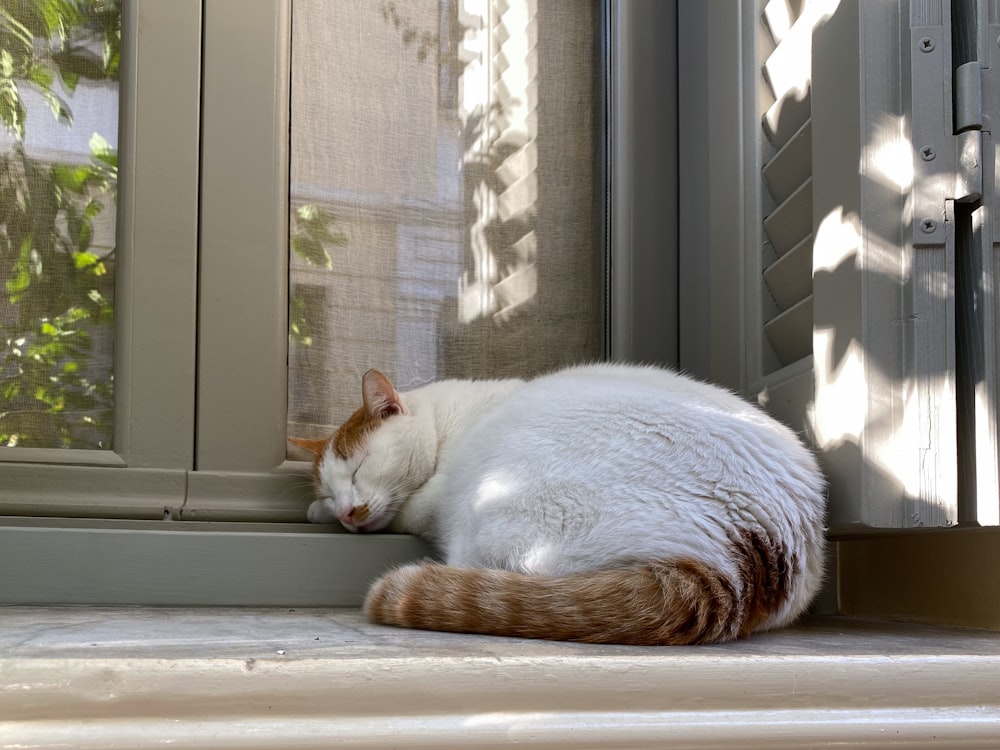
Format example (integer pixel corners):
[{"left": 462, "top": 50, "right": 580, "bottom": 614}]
[{"left": 0, "top": 0, "right": 120, "bottom": 448}]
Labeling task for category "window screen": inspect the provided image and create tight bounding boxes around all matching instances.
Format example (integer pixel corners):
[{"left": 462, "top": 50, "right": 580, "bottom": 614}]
[
  {"left": 287, "top": 0, "right": 604, "bottom": 441},
  {"left": 0, "top": 0, "right": 120, "bottom": 451}
]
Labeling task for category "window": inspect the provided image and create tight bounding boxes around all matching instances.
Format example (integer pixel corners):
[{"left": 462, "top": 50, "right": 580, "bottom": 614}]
[
  {"left": 0, "top": 0, "right": 199, "bottom": 502},
  {"left": 2, "top": 0, "right": 682, "bottom": 604},
  {"left": 0, "top": 0, "right": 119, "bottom": 454},
  {"left": 287, "top": 0, "right": 604, "bottom": 436},
  {"left": 2, "top": 0, "right": 997, "bottom": 629}
]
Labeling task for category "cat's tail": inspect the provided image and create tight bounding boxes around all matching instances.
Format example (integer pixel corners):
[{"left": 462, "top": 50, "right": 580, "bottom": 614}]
[{"left": 364, "top": 530, "right": 794, "bottom": 645}]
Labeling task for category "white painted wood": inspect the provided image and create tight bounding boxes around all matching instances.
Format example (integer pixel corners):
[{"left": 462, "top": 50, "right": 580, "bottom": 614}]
[
  {"left": 811, "top": 2, "right": 957, "bottom": 529},
  {"left": 757, "top": 356, "right": 815, "bottom": 435},
  {"left": 763, "top": 235, "right": 812, "bottom": 309},
  {"left": 762, "top": 120, "right": 812, "bottom": 203},
  {"left": 764, "top": 294, "right": 813, "bottom": 366},
  {"left": 763, "top": 179, "right": 813, "bottom": 256},
  {"left": 2, "top": 610, "right": 999, "bottom": 749}
]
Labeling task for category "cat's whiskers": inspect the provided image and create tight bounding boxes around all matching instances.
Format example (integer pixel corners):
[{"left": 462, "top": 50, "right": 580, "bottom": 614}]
[
  {"left": 388, "top": 475, "right": 425, "bottom": 494},
  {"left": 383, "top": 475, "right": 427, "bottom": 503},
  {"left": 274, "top": 475, "right": 317, "bottom": 501}
]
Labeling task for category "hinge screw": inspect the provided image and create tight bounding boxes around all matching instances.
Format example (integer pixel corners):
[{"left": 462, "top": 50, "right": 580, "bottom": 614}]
[
  {"left": 919, "top": 145, "right": 936, "bottom": 161},
  {"left": 919, "top": 36, "right": 935, "bottom": 52},
  {"left": 920, "top": 218, "right": 937, "bottom": 233}
]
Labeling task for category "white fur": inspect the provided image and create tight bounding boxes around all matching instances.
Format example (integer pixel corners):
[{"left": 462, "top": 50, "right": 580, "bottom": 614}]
[{"left": 313, "top": 364, "right": 827, "bottom": 630}]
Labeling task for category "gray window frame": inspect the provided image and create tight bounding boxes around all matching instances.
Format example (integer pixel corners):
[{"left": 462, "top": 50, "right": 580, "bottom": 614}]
[{"left": 0, "top": 0, "right": 680, "bottom": 605}]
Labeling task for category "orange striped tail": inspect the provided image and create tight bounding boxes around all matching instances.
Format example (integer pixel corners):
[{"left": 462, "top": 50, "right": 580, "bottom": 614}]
[{"left": 364, "top": 533, "right": 790, "bottom": 646}]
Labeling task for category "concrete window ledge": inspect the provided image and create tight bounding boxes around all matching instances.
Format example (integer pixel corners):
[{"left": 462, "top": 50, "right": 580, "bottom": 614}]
[{"left": 2, "top": 608, "right": 999, "bottom": 749}]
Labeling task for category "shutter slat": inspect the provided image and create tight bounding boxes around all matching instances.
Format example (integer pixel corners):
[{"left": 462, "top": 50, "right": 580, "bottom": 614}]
[
  {"left": 763, "top": 234, "right": 813, "bottom": 311},
  {"left": 762, "top": 120, "right": 812, "bottom": 204},
  {"left": 763, "top": 177, "right": 812, "bottom": 256},
  {"left": 764, "top": 295, "right": 813, "bottom": 367},
  {"left": 759, "top": 0, "right": 814, "bottom": 373},
  {"left": 761, "top": 0, "right": 813, "bottom": 150},
  {"left": 763, "top": 89, "right": 811, "bottom": 149},
  {"left": 762, "top": 0, "right": 806, "bottom": 45}
]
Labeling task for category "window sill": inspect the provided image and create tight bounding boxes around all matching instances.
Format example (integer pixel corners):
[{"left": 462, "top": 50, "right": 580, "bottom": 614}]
[{"left": 3, "top": 608, "right": 999, "bottom": 749}]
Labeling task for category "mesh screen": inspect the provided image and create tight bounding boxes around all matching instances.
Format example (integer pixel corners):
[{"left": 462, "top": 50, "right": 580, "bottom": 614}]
[
  {"left": 288, "top": 0, "right": 604, "bottom": 440},
  {"left": 0, "top": 0, "right": 119, "bottom": 450}
]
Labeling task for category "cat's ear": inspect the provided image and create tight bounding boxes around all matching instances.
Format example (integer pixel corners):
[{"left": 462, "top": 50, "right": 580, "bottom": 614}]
[
  {"left": 288, "top": 436, "right": 329, "bottom": 457},
  {"left": 362, "top": 369, "right": 407, "bottom": 420}
]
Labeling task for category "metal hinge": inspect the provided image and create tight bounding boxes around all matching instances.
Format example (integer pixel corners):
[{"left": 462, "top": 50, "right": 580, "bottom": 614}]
[
  {"left": 910, "top": 26, "right": 985, "bottom": 245},
  {"left": 954, "top": 61, "right": 984, "bottom": 204},
  {"left": 954, "top": 60, "right": 983, "bottom": 132},
  {"left": 988, "top": 22, "right": 1000, "bottom": 245}
]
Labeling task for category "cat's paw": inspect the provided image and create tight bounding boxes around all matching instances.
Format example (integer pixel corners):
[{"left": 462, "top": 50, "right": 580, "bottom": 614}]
[{"left": 307, "top": 498, "right": 338, "bottom": 524}]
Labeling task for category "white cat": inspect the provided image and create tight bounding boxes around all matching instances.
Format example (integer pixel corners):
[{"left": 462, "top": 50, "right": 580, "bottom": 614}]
[{"left": 292, "top": 364, "right": 826, "bottom": 645}]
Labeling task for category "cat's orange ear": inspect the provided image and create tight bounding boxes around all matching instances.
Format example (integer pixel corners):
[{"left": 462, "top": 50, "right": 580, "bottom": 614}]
[
  {"left": 288, "top": 436, "right": 329, "bottom": 457},
  {"left": 362, "top": 369, "right": 407, "bottom": 420}
]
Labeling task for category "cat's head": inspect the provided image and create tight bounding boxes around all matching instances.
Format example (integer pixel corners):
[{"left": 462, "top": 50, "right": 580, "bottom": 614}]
[{"left": 290, "top": 369, "right": 433, "bottom": 532}]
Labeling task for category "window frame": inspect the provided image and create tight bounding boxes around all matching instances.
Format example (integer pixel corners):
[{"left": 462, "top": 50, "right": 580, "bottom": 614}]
[
  {"left": 0, "top": 0, "right": 201, "bottom": 518},
  {"left": 1, "top": 0, "right": 683, "bottom": 604}
]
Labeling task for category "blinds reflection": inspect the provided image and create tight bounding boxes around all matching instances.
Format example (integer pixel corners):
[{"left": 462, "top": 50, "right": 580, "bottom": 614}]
[{"left": 288, "top": 0, "right": 602, "bottom": 439}]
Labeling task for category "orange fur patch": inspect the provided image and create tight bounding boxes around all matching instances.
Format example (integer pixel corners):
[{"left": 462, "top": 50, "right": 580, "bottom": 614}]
[
  {"left": 288, "top": 435, "right": 332, "bottom": 486},
  {"left": 365, "top": 529, "right": 792, "bottom": 646},
  {"left": 332, "top": 406, "right": 378, "bottom": 460}
]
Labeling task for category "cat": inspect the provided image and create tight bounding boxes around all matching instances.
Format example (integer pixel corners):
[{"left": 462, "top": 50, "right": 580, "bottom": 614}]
[{"left": 291, "top": 363, "right": 826, "bottom": 645}]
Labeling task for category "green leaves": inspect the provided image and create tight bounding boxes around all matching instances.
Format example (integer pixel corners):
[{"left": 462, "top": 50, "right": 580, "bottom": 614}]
[
  {"left": 0, "top": 0, "right": 119, "bottom": 449},
  {"left": 1, "top": 0, "right": 121, "bottom": 139},
  {"left": 290, "top": 204, "right": 347, "bottom": 270},
  {"left": 288, "top": 205, "right": 348, "bottom": 347},
  {"left": 0, "top": 143, "right": 116, "bottom": 448}
]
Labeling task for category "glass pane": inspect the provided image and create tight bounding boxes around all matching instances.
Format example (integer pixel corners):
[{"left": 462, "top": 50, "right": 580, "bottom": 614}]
[
  {"left": 288, "top": 0, "right": 603, "bottom": 439},
  {"left": 0, "top": 0, "right": 120, "bottom": 450}
]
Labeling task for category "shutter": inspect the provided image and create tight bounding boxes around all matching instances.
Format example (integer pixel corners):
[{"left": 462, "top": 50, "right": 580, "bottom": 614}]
[
  {"left": 754, "top": 0, "right": 1000, "bottom": 530},
  {"left": 809, "top": 1, "right": 962, "bottom": 530},
  {"left": 760, "top": 0, "right": 815, "bottom": 370},
  {"left": 689, "top": 3, "right": 997, "bottom": 530}
]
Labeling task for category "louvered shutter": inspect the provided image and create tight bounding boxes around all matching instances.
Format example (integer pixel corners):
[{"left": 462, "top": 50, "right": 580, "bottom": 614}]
[
  {"left": 760, "top": 0, "right": 814, "bottom": 369},
  {"left": 747, "top": 0, "right": 1000, "bottom": 530}
]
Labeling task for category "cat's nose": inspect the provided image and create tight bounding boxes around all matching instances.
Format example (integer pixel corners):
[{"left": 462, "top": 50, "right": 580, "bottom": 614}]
[{"left": 339, "top": 503, "right": 370, "bottom": 526}]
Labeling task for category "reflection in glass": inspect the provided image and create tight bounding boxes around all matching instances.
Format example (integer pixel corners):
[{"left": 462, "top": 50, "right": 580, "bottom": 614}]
[
  {"left": 0, "top": 0, "right": 120, "bottom": 449},
  {"left": 289, "top": 0, "right": 602, "bottom": 439}
]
